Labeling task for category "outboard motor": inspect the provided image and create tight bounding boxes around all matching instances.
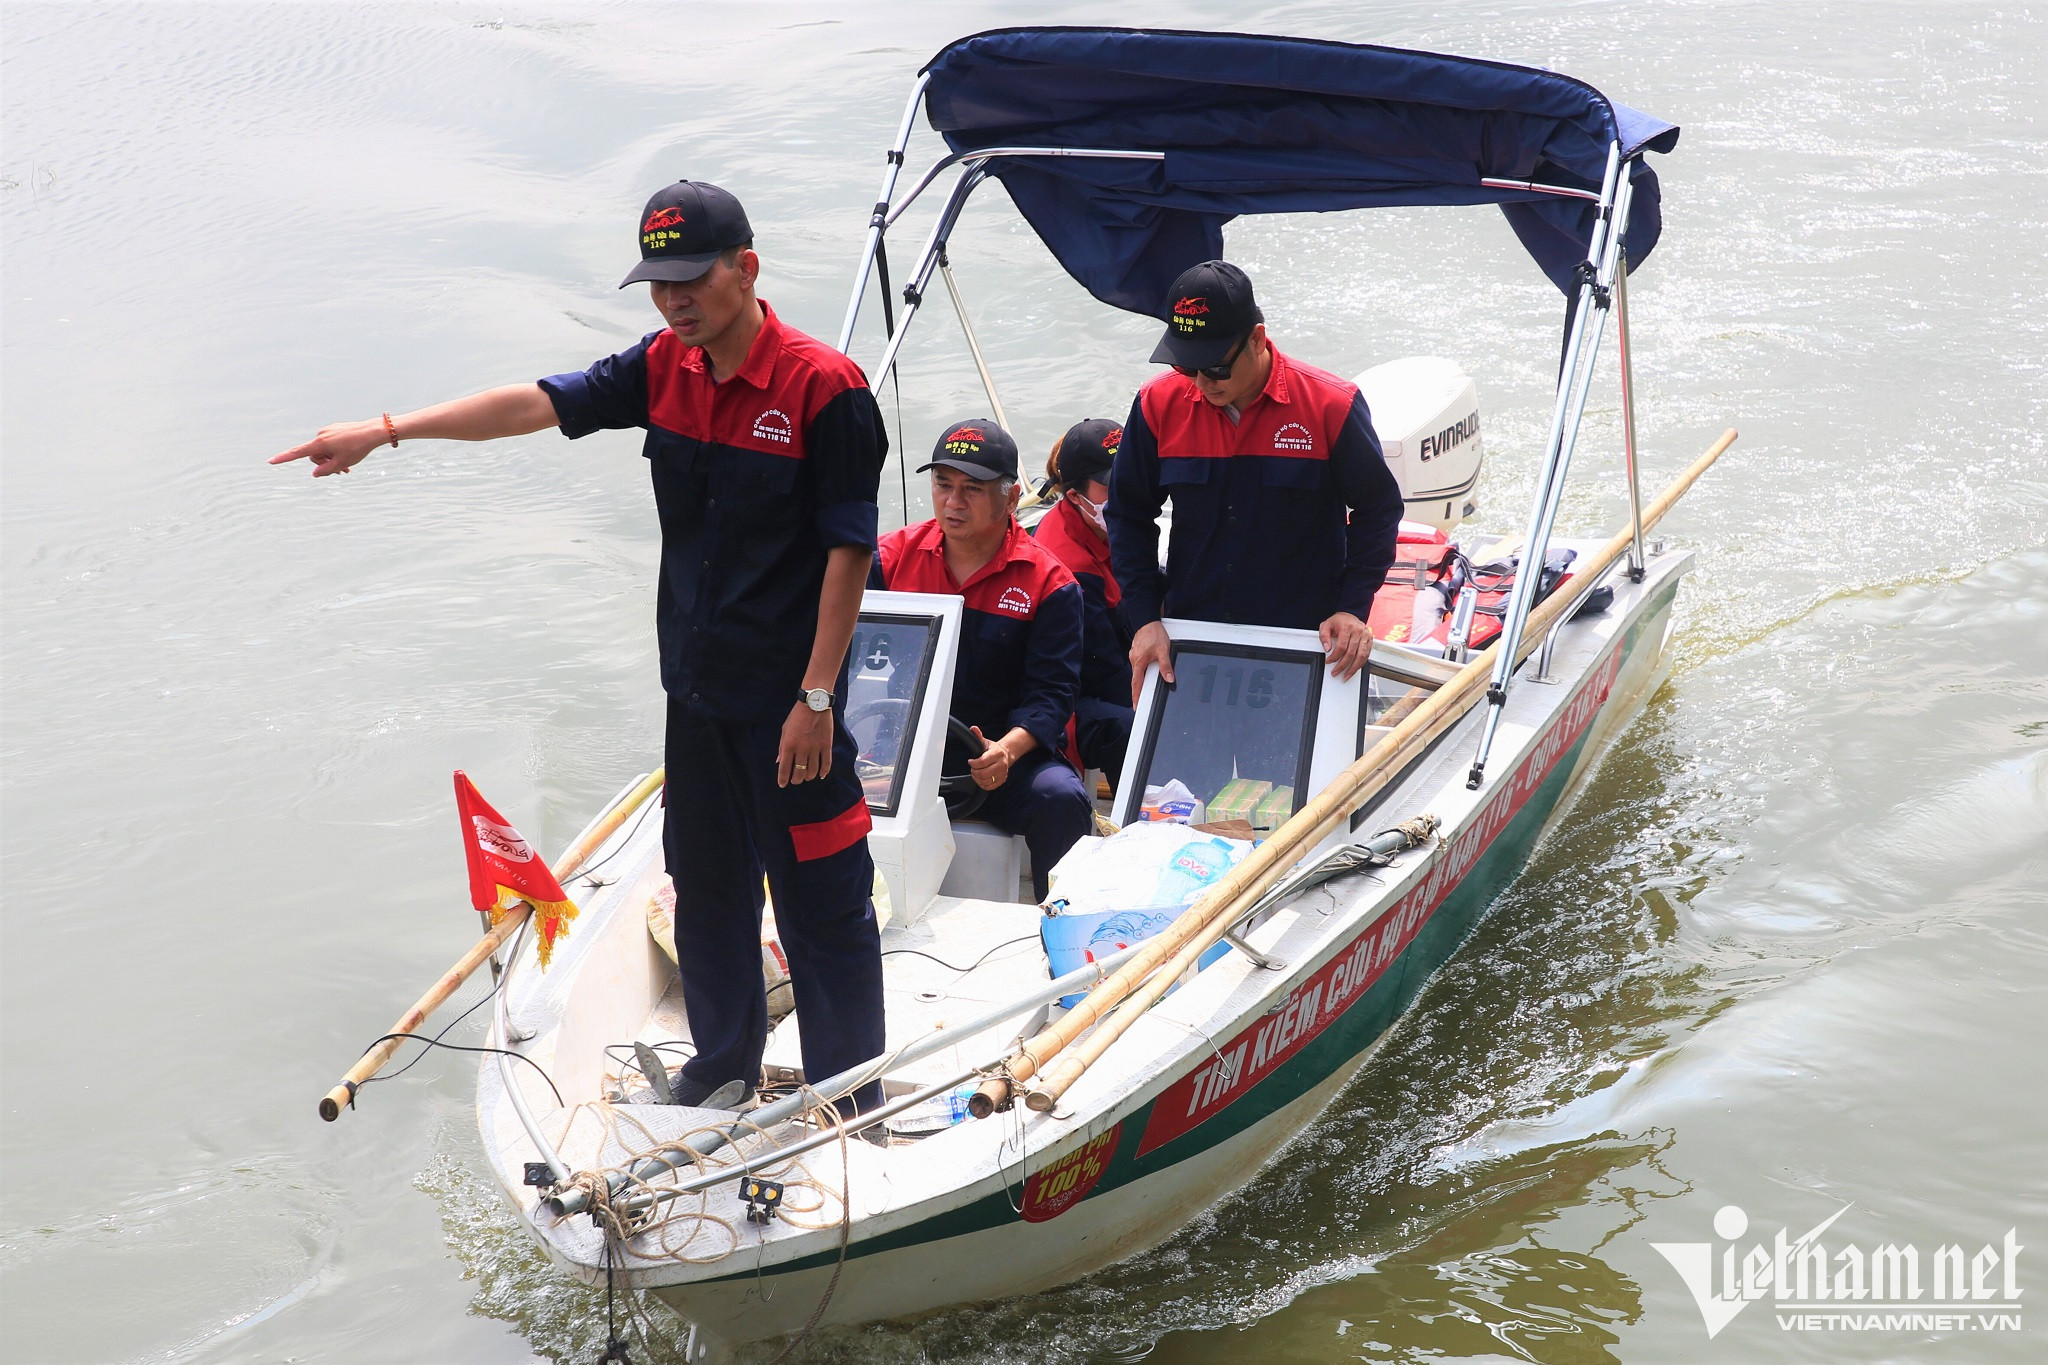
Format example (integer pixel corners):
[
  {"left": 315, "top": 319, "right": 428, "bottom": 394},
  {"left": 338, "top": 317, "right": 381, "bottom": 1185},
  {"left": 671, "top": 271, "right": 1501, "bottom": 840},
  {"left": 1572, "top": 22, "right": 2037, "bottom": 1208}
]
[{"left": 1355, "top": 356, "right": 1483, "bottom": 533}]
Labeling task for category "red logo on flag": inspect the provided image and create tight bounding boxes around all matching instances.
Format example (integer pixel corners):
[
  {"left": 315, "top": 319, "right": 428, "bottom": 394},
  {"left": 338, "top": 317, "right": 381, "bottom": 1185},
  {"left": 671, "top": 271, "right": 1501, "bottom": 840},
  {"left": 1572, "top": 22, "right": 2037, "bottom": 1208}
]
[{"left": 455, "top": 771, "right": 579, "bottom": 968}]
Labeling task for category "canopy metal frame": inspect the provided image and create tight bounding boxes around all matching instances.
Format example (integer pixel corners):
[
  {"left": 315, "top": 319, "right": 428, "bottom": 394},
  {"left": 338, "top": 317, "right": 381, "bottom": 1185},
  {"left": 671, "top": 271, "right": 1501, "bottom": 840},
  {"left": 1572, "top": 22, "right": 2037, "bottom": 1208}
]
[
  {"left": 840, "top": 145, "right": 1167, "bottom": 428},
  {"left": 834, "top": 76, "right": 1652, "bottom": 793},
  {"left": 1463, "top": 145, "right": 1640, "bottom": 787}
]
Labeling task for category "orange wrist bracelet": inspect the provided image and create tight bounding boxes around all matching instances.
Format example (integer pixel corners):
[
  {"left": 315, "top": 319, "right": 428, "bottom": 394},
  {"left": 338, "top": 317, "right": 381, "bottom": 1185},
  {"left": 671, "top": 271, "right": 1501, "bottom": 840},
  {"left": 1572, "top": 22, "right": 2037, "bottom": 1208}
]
[{"left": 382, "top": 412, "right": 399, "bottom": 447}]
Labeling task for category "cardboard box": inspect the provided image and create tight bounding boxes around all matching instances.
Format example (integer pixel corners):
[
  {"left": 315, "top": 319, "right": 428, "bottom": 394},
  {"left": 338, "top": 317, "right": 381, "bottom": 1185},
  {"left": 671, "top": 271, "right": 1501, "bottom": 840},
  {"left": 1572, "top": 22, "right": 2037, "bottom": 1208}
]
[
  {"left": 1251, "top": 785, "right": 1296, "bottom": 834},
  {"left": 1207, "top": 777, "right": 1272, "bottom": 825}
]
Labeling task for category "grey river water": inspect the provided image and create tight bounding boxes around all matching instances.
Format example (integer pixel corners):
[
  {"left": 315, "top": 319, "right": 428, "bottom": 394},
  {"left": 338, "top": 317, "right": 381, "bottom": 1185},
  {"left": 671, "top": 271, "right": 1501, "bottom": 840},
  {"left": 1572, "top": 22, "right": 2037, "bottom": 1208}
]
[{"left": 4, "top": 3, "right": 2044, "bottom": 1361}]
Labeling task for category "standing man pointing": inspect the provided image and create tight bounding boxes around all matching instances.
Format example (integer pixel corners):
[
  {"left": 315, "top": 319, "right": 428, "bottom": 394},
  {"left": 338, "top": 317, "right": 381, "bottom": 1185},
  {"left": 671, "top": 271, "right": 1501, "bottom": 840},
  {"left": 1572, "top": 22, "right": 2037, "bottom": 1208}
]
[{"left": 271, "top": 181, "right": 889, "bottom": 1117}]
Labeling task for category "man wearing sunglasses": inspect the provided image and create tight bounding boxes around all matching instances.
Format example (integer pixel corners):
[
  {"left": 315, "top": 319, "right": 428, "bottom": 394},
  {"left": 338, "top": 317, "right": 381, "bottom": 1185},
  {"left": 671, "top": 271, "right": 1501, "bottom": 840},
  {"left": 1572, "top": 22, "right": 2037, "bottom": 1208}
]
[{"left": 1106, "top": 260, "right": 1404, "bottom": 698}]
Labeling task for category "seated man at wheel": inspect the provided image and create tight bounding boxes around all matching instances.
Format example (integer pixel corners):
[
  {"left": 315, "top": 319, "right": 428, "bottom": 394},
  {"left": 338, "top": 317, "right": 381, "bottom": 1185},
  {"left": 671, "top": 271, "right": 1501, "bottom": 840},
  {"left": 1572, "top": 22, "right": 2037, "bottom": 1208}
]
[{"left": 869, "top": 419, "right": 1093, "bottom": 901}]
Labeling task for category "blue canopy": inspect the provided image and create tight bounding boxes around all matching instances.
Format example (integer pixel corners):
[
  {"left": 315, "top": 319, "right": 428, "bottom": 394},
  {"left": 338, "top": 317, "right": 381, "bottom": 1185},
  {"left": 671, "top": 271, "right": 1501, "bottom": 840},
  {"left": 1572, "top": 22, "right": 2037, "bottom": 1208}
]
[{"left": 920, "top": 27, "right": 1680, "bottom": 316}]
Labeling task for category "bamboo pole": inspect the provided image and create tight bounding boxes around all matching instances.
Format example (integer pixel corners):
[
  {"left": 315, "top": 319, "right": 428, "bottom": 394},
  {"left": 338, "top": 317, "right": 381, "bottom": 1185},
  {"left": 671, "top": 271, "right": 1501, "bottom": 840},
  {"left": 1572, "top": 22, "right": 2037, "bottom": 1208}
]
[
  {"left": 975, "top": 660, "right": 1480, "bottom": 1116},
  {"left": 318, "top": 767, "right": 666, "bottom": 1121},
  {"left": 981, "top": 428, "right": 1737, "bottom": 1117},
  {"left": 1028, "top": 826, "right": 1435, "bottom": 1113}
]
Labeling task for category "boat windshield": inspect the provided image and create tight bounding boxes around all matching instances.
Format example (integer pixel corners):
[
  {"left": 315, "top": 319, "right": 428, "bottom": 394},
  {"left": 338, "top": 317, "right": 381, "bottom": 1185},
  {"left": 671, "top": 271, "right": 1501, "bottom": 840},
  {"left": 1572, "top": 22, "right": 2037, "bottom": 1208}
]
[
  {"left": 1128, "top": 641, "right": 1324, "bottom": 834},
  {"left": 846, "top": 611, "right": 944, "bottom": 817}
]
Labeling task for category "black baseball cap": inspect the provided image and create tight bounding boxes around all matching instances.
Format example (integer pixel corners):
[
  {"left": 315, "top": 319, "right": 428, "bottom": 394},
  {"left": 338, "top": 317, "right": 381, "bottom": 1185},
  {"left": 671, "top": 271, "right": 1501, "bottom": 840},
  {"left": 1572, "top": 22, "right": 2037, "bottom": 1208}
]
[
  {"left": 1052, "top": 418, "right": 1123, "bottom": 489},
  {"left": 918, "top": 419, "right": 1019, "bottom": 482},
  {"left": 619, "top": 180, "right": 754, "bottom": 288},
  {"left": 1149, "top": 260, "right": 1263, "bottom": 368}
]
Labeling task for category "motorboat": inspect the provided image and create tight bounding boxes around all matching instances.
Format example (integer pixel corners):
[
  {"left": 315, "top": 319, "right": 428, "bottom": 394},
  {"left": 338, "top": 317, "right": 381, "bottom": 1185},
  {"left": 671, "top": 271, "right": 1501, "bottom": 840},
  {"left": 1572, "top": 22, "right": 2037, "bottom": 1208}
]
[{"left": 448, "top": 26, "right": 1727, "bottom": 1359}]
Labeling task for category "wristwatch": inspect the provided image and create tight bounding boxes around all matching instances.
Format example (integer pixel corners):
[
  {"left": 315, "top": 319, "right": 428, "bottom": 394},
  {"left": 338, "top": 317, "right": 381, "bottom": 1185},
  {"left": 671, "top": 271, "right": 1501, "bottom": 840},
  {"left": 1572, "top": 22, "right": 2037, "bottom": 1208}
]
[{"left": 800, "top": 687, "right": 833, "bottom": 713}]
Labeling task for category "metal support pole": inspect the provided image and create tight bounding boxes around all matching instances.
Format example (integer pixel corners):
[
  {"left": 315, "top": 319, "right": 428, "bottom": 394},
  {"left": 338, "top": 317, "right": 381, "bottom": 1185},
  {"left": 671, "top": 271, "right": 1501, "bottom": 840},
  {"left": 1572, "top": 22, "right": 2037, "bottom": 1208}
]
[
  {"left": 493, "top": 916, "right": 574, "bottom": 1187},
  {"left": 1222, "top": 928, "right": 1285, "bottom": 970},
  {"left": 884, "top": 147, "right": 1165, "bottom": 231},
  {"left": 1444, "top": 583, "right": 1478, "bottom": 665},
  {"left": 836, "top": 74, "right": 930, "bottom": 353},
  {"left": 844, "top": 143, "right": 1162, "bottom": 369},
  {"left": 1466, "top": 144, "right": 1624, "bottom": 789},
  {"left": 1533, "top": 561, "right": 1619, "bottom": 683},
  {"left": 939, "top": 251, "right": 1009, "bottom": 431},
  {"left": 1615, "top": 245, "right": 1647, "bottom": 581},
  {"left": 868, "top": 167, "right": 986, "bottom": 389},
  {"left": 1530, "top": 617, "right": 1565, "bottom": 683}
]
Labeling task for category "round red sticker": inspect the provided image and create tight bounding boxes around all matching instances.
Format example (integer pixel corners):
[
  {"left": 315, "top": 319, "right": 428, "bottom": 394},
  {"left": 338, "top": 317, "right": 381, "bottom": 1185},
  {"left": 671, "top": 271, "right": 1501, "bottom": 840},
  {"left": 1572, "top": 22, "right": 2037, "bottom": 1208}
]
[{"left": 1020, "top": 1123, "right": 1121, "bottom": 1223}]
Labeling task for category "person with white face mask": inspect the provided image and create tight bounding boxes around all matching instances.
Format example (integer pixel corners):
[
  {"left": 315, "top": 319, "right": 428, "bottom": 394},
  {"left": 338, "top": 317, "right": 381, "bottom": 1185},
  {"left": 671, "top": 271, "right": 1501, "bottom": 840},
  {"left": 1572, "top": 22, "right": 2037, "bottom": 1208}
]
[{"left": 1032, "top": 418, "right": 1136, "bottom": 786}]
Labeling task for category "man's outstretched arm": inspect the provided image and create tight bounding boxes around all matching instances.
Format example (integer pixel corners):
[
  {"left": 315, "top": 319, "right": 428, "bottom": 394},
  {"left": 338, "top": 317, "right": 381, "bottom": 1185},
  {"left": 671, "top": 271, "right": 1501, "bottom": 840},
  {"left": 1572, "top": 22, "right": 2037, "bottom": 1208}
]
[{"left": 269, "top": 383, "right": 561, "bottom": 477}]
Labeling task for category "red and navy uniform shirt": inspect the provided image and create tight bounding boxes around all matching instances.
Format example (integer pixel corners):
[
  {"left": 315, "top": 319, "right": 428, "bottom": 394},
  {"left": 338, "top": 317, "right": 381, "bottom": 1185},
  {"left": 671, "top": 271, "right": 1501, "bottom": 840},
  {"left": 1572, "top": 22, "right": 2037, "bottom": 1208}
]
[
  {"left": 1030, "top": 496, "right": 1133, "bottom": 711},
  {"left": 1106, "top": 345, "right": 1403, "bottom": 632},
  {"left": 538, "top": 302, "right": 886, "bottom": 719},
  {"left": 869, "top": 517, "right": 1083, "bottom": 758}
]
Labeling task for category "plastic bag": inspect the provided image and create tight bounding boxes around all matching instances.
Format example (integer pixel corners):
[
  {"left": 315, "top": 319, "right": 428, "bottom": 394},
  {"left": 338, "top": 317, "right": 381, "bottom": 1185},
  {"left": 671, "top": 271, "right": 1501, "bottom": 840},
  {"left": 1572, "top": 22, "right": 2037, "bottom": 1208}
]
[
  {"left": 1044, "top": 822, "right": 1250, "bottom": 915},
  {"left": 1040, "top": 823, "right": 1249, "bottom": 1006}
]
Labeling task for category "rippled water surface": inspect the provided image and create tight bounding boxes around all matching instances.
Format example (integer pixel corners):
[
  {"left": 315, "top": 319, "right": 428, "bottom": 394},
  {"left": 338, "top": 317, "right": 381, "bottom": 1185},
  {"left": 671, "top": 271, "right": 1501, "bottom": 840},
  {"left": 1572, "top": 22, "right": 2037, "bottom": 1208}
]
[{"left": 3, "top": 3, "right": 2043, "bottom": 1362}]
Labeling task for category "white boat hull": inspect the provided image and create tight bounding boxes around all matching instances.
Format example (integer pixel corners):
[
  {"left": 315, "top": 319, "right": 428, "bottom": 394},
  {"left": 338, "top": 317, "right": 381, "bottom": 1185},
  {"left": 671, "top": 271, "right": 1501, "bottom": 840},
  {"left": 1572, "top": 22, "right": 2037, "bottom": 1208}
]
[{"left": 477, "top": 542, "right": 1690, "bottom": 1355}]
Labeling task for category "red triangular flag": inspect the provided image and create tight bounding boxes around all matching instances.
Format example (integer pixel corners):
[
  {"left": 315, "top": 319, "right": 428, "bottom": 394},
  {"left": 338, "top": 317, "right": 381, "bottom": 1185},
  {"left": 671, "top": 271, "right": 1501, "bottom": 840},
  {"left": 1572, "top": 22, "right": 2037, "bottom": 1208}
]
[{"left": 454, "top": 771, "right": 579, "bottom": 968}]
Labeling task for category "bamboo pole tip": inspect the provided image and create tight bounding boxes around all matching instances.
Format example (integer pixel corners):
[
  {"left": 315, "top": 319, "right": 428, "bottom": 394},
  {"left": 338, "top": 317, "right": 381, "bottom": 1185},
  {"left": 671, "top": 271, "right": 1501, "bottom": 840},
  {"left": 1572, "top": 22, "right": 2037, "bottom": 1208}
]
[
  {"left": 1023, "top": 1087, "right": 1058, "bottom": 1114},
  {"left": 319, "top": 1086, "right": 348, "bottom": 1122},
  {"left": 969, "top": 1076, "right": 1011, "bottom": 1119}
]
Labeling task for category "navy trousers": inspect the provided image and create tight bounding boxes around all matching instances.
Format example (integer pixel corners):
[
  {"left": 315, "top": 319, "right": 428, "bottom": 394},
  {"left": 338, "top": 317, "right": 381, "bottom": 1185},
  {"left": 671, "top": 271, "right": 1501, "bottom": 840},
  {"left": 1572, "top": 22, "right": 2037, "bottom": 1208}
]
[
  {"left": 972, "top": 750, "right": 1095, "bottom": 902},
  {"left": 1074, "top": 696, "right": 1134, "bottom": 790},
  {"left": 663, "top": 698, "right": 885, "bottom": 1113}
]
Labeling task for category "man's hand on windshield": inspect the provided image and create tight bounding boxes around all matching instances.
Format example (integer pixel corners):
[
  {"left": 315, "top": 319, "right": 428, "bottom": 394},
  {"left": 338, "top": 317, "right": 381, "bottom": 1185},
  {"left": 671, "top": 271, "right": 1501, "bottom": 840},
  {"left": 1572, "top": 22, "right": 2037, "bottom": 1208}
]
[
  {"left": 270, "top": 420, "right": 385, "bottom": 477},
  {"left": 1129, "top": 620, "right": 1174, "bottom": 704},
  {"left": 1318, "top": 611, "right": 1373, "bottom": 681}
]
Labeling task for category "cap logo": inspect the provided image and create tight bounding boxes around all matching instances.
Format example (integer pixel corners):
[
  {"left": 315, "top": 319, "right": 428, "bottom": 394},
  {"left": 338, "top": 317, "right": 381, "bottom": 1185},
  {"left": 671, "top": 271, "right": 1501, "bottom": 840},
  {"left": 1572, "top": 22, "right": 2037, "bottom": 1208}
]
[
  {"left": 996, "top": 586, "right": 1034, "bottom": 616},
  {"left": 1172, "top": 295, "right": 1213, "bottom": 334},
  {"left": 751, "top": 408, "right": 792, "bottom": 445},
  {"left": 1104, "top": 426, "right": 1123, "bottom": 456},
  {"left": 949, "top": 426, "right": 986, "bottom": 442},
  {"left": 643, "top": 206, "right": 687, "bottom": 232}
]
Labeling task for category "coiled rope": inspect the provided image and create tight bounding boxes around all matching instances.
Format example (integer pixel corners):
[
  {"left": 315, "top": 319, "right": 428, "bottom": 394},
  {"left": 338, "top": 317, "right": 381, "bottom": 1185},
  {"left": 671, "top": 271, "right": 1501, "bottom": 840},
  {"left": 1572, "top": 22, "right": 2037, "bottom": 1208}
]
[{"left": 557, "top": 1085, "right": 859, "bottom": 1363}]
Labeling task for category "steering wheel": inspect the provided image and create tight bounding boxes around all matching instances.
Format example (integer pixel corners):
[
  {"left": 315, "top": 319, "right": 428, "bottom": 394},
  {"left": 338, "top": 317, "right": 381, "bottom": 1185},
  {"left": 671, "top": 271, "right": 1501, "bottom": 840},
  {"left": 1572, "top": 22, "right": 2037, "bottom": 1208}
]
[
  {"left": 845, "top": 696, "right": 911, "bottom": 734},
  {"left": 938, "top": 716, "right": 990, "bottom": 820}
]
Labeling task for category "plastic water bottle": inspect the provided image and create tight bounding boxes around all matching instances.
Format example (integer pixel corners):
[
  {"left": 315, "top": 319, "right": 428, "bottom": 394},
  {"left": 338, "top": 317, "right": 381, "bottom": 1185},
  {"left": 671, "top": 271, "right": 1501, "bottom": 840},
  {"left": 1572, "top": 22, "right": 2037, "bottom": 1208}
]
[{"left": 1150, "top": 836, "right": 1234, "bottom": 906}]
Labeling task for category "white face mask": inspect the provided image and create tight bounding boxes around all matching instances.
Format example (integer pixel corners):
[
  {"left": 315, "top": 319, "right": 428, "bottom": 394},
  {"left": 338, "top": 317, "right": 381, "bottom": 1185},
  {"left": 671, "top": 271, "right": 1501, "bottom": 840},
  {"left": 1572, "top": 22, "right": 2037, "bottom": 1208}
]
[{"left": 1072, "top": 490, "right": 1108, "bottom": 533}]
